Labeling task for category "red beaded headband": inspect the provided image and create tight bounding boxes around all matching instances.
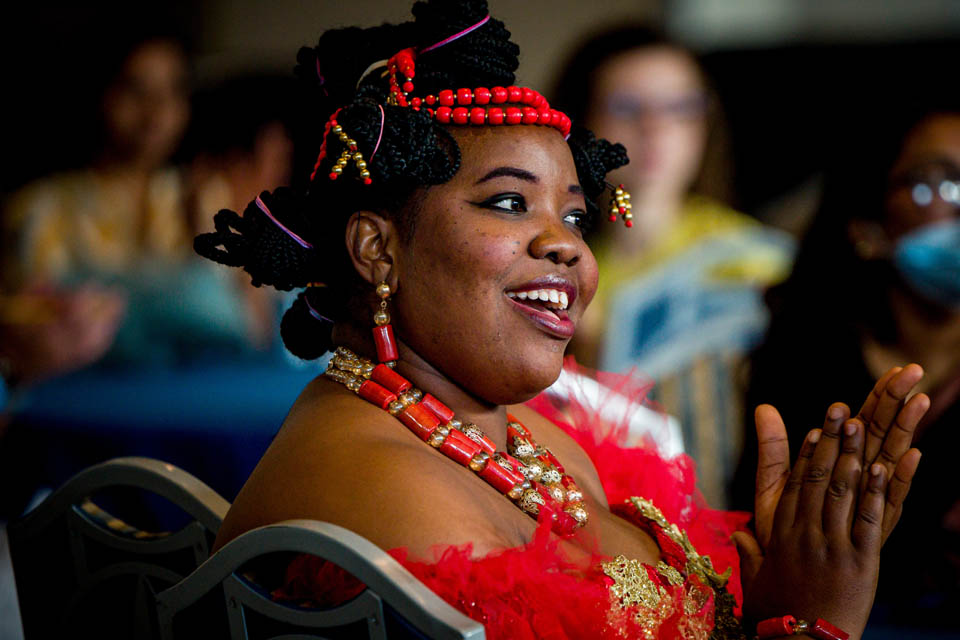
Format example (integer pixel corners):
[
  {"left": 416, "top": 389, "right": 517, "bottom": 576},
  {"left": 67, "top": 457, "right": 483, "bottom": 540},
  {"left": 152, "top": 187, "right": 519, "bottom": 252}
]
[{"left": 309, "top": 14, "right": 634, "bottom": 226}]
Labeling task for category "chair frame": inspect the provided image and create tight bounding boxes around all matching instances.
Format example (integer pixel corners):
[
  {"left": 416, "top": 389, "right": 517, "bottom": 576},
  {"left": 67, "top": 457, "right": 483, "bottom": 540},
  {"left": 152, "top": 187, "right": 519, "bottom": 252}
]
[
  {"left": 156, "top": 519, "right": 485, "bottom": 640},
  {"left": 9, "top": 456, "right": 230, "bottom": 639}
]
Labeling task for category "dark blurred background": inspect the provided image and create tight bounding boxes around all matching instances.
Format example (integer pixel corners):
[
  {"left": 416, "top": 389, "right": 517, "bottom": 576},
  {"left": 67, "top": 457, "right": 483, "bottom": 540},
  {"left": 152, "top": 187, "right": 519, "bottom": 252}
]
[{"left": 4, "top": 0, "right": 959, "bottom": 224}]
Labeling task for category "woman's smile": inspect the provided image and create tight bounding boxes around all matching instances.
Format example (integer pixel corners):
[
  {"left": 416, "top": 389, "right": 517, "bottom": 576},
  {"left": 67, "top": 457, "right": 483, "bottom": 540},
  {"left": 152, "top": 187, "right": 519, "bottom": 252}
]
[{"left": 504, "top": 275, "right": 578, "bottom": 338}]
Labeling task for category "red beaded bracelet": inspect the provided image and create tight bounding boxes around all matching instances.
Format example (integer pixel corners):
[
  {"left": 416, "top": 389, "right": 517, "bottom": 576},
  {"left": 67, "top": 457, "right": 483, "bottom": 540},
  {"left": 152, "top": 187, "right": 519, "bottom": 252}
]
[{"left": 756, "top": 616, "right": 849, "bottom": 640}]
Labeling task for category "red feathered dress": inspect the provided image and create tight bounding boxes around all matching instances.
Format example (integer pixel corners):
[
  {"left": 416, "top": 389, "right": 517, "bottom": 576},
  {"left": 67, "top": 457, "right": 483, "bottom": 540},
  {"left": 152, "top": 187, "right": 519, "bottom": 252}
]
[{"left": 276, "top": 363, "right": 750, "bottom": 639}]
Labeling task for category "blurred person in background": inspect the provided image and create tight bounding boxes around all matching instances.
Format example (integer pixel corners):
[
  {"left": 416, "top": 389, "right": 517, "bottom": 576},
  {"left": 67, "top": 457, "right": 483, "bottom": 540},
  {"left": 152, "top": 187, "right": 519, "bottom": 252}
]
[
  {"left": 735, "top": 99, "right": 960, "bottom": 631},
  {"left": 1, "top": 29, "right": 279, "bottom": 369},
  {"left": 182, "top": 75, "right": 298, "bottom": 349},
  {"left": 3, "top": 32, "right": 192, "bottom": 290},
  {"left": 553, "top": 26, "right": 795, "bottom": 507}
]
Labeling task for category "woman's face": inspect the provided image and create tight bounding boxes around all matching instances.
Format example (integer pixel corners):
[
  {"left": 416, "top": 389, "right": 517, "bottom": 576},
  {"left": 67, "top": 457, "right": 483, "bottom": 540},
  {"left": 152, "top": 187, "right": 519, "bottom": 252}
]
[
  {"left": 102, "top": 39, "right": 190, "bottom": 168},
  {"left": 884, "top": 114, "right": 960, "bottom": 239},
  {"left": 392, "top": 125, "right": 597, "bottom": 405},
  {"left": 586, "top": 46, "right": 707, "bottom": 200}
]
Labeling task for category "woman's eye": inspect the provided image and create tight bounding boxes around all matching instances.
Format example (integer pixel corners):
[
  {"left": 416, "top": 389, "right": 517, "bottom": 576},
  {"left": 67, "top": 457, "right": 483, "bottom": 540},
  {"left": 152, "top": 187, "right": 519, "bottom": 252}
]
[
  {"left": 563, "top": 210, "right": 591, "bottom": 231},
  {"left": 480, "top": 193, "right": 526, "bottom": 213}
]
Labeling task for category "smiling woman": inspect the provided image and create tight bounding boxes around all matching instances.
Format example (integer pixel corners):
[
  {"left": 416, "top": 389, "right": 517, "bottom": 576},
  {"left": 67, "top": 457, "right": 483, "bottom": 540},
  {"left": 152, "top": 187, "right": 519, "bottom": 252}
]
[{"left": 193, "top": 1, "right": 929, "bottom": 639}]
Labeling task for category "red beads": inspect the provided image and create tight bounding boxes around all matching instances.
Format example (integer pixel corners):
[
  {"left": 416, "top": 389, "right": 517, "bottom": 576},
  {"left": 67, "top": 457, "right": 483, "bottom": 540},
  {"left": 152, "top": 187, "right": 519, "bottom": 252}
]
[
  {"left": 478, "top": 456, "right": 525, "bottom": 493},
  {"left": 809, "top": 619, "right": 850, "bottom": 640},
  {"left": 372, "top": 324, "right": 398, "bottom": 362},
  {"left": 357, "top": 380, "right": 397, "bottom": 409},
  {"left": 452, "top": 107, "right": 469, "bottom": 124},
  {"left": 402, "top": 81, "right": 414, "bottom": 93},
  {"left": 405, "top": 83, "right": 571, "bottom": 137},
  {"left": 398, "top": 403, "right": 440, "bottom": 441},
  {"left": 420, "top": 393, "right": 454, "bottom": 423},
  {"left": 371, "top": 364, "right": 411, "bottom": 394},
  {"left": 756, "top": 616, "right": 848, "bottom": 640},
  {"left": 326, "top": 345, "right": 588, "bottom": 537},
  {"left": 470, "top": 107, "right": 486, "bottom": 125},
  {"left": 470, "top": 431, "right": 497, "bottom": 456},
  {"left": 756, "top": 616, "right": 796, "bottom": 638},
  {"left": 439, "top": 429, "right": 482, "bottom": 466}
]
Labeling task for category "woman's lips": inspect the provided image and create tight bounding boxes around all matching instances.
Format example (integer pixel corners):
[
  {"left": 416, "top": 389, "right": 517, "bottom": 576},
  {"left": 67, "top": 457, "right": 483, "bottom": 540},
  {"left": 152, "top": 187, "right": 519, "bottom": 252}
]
[{"left": 504, "top": 292, "right": 576, "bottom": 339}]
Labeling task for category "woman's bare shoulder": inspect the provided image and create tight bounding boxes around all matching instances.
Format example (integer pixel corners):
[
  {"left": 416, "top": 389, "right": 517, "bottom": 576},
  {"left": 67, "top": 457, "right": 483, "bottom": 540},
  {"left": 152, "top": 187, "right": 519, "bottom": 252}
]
[{"left": 214, "top": 378, "right": 527, "bottom": 556}]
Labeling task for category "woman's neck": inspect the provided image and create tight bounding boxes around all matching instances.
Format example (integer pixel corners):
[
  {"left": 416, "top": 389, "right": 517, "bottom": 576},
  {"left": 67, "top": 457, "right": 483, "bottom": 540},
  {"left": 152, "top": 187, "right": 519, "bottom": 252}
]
[{"left": 330, "top": 322, "right": 511, "bottom": 448}]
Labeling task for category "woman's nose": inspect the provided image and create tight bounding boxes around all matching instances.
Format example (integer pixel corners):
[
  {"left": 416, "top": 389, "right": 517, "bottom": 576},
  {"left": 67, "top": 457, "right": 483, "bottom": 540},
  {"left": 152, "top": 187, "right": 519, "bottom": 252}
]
[{"left": 528, "top": 218, "right": 581, "bottom": 266}]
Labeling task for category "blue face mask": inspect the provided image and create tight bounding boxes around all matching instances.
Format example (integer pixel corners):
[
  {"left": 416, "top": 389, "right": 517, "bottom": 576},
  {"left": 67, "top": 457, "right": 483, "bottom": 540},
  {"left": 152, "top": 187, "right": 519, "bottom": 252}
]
[{"left": 893, "top": 219, "right": 960, "bottom": 309}]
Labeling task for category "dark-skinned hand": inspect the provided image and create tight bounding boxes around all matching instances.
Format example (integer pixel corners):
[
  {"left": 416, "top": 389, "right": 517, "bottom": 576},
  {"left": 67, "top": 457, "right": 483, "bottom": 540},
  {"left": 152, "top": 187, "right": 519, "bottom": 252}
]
[{"left": 731, "top": 365, "right": 927, "bottom": 638}]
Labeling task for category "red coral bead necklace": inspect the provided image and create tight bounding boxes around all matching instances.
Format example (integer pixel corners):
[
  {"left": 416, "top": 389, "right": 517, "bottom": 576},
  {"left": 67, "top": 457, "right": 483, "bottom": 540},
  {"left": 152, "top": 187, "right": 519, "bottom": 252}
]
[{"left": 324, "top": 346, "right": 589, "bottom": 536}]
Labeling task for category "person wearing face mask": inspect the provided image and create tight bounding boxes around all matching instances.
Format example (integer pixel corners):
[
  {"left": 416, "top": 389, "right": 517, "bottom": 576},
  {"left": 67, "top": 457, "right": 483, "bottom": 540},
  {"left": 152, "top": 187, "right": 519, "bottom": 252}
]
[
  {"left": 734, "top": 101, "right": 960, "bottom": 633},
  {"left": 552, "top": 26, "right": 796, "bottom": 508}
]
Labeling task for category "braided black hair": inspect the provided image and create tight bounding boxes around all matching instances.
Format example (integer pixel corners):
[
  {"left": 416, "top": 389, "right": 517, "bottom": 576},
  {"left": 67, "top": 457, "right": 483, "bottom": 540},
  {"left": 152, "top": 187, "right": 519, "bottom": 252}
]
[{"left": 195, "top": 0, "right": 629, "bottom": 360}]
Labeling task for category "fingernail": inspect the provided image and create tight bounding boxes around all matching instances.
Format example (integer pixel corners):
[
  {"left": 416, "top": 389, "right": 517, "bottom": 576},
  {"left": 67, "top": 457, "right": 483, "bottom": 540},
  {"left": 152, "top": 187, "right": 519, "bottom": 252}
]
[
  {"left": 828, "top": 406, "right": 843, "bottom": 420},
  {"left": 871, "top": 463, "right": 882, "bottom": 476},
  {"left": 844, "top": 421, "right": 857, "bottom": 437},
  {"left": 808, "top": 430, "right": 821, "bottom": 444}
]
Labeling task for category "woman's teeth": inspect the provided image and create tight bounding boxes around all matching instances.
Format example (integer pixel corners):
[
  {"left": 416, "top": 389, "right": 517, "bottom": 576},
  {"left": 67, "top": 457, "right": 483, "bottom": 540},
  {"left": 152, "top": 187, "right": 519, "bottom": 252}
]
[{"left": 507, "top": 289, "right": 569, "bottom": 310}]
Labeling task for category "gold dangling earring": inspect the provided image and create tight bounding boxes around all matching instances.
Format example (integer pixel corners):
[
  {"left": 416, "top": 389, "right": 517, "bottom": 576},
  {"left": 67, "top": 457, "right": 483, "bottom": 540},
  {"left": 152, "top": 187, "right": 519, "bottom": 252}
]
[{"left": 371, "top": 281, "right": 398, "bottom": 366}]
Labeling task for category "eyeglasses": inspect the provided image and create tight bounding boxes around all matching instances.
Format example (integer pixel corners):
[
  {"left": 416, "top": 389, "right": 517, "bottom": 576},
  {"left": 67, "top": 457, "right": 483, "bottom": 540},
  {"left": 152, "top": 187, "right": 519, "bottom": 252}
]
[
  {"left": 601, "top": 92, "right": 709, "bottom": 122},
  {"left": 890, "top": 160, "right": 960, "bottom": 209}
]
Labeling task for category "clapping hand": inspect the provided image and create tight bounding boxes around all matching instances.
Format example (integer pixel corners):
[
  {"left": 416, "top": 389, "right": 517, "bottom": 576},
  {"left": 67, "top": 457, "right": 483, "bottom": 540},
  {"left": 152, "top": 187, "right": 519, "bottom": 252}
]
[{"left": 732, "top": 365, "right": 927, "bottom": 637}]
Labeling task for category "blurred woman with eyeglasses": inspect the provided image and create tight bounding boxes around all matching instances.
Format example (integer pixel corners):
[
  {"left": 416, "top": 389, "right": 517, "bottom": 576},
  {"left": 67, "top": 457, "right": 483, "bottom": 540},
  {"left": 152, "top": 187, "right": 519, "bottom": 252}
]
[
  {"left": 552, "top": 26, "right": 795, "bottom": 508},
  {"left": 734, "top": 99, "right": 960, "bottom": 633}
]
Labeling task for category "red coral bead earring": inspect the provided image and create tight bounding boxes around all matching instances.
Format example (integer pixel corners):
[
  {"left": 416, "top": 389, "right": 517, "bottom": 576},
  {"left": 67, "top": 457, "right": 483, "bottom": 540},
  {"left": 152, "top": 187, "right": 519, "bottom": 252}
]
[{"left": 371, "top": 281, "right": 398, "bottom": 365}]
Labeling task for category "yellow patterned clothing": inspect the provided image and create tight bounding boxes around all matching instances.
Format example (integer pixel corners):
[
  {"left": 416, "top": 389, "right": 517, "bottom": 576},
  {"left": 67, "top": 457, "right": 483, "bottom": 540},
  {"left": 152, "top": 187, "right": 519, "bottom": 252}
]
[
  {"left": 585, "top": 196, "right": 795, "bottom": 507},
  {"left": 2, "top": 168, "right": 191, "bottom": 288}
]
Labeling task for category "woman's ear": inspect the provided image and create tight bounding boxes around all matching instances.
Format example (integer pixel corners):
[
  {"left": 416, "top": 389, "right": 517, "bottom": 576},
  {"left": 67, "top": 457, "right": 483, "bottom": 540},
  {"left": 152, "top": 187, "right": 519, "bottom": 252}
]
[{"left": 345, "top": 211, "right": 401, "bottom": 291}]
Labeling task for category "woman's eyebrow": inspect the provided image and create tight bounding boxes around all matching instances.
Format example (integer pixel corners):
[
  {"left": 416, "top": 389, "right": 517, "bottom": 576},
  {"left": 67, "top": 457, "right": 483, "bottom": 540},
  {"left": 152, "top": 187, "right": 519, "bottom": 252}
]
[
  {"left": 569, "top": 184, "right": 584, "bottom": 196},
  {"left": 475, "top": 166, "right": 538, "bottom": 184}
]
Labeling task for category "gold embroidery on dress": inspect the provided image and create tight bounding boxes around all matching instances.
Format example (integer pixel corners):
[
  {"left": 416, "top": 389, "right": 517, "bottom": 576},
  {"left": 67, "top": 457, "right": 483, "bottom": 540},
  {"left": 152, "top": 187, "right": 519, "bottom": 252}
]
[{"left": 601, "top": 496, "right": 746, "bottom": 640}]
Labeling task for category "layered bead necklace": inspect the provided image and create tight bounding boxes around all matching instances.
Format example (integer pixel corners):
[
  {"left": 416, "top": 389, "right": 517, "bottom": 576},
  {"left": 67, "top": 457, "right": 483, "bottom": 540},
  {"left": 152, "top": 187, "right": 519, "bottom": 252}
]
[{"left": 324, "top": 346, "right": 589, "bottom": 536}]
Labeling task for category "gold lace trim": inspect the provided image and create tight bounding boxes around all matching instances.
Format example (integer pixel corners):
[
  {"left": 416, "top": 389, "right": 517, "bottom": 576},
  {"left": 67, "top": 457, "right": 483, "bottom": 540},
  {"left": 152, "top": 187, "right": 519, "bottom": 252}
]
[{"left": 601, "top": 496, "right": 745, "bottom": 640}]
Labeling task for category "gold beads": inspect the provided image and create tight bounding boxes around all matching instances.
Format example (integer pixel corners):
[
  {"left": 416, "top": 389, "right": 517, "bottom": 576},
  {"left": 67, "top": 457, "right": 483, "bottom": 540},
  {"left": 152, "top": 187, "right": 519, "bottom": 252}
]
[
  {"left": 376, "top": 282, "right": 392, "bottom": 299},
  {"left": 328, "top": 124, "right": 372, "bottom": 184},
  {"left": 517, "top": 460, "right": 543, "bottom": 482},
  {"left": 565, "top": 504, "right": 589, "bottom": 525},
  {"left": 540, "top": 468, "right": 563, "bottom": 485},
  {"left": 374, "top": 310, "right": 390, "bottom": 326},
  {"left": 469, "top": 451, "right": 490, "bottom": 472},
  {"left": 609, "top": 183, "right": 634, "bottom": 227},
  {"left": 518, "top": 488, "right": 546, "bottom": 515}
]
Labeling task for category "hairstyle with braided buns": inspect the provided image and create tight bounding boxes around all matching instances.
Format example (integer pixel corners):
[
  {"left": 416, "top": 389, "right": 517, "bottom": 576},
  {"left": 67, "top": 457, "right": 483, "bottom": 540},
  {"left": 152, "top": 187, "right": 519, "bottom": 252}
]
[{"left": 195, "top": 0, "right": 629, "bottom": 360}]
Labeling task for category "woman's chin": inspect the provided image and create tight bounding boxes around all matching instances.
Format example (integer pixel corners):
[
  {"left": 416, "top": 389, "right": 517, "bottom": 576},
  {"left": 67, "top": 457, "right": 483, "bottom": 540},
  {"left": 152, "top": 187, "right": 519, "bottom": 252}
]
[{"left": 483, "top": 356, "right": 565, "bottom": 406}]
